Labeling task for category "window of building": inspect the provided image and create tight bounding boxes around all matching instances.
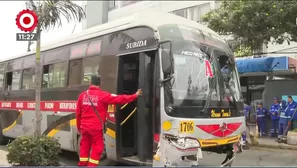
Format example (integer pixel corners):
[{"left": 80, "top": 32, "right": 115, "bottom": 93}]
[
  {"left": 22, "top": 68, "right": 35, "bottom": 90},
  {"left": 68, "top": 59, "right": 83, "bottom": 86},
  {"left": 173, "top": 8, "right": 187, "bottom": 18},
  {"left": 109, "top": 1, "right": 141, "bottom": 11},
  {"left": 198, "top": 3, "right": 211, "bottom": 20},
  {"left": 0, "top": 64, "right": 5, "bottom": 90},
  {"left": 108, "top": 0, "right": 116, "bottom": 11},
  {"left": 173, "top": 3, "right": 211, "bottom": 22},
  {"left": 42, "top": 62, "right": 66, "bottom": 88},
  {"left": 6, "top": 71, "right": 21, "bottom": 91},
  {"left": 187, "top": 6, "right": 199, "bottom": 21},
  {"left": 82, "top": 56, "right": 100, "bottom": 85},
  {"left": 215, "top": 1, "right": 222, "bottom": 9}
]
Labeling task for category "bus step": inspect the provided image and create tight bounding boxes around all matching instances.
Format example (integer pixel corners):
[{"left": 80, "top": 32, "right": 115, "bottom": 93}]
[{"left": 122, "top": 156, "right": 152, "bottom": 166}]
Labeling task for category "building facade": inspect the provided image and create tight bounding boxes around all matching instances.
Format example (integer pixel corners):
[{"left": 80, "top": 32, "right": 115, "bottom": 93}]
[{"left": 82, "top": 1, "right": 221, "bottom": 30}]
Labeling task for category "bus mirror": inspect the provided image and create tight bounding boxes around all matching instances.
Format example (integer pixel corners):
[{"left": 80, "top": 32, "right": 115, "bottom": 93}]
[
  {"left": 159, "top": 40, "right": 174, "bottom": 76},
  {"left": 161, "top": 49, "right": 172, "bottom": 75}
]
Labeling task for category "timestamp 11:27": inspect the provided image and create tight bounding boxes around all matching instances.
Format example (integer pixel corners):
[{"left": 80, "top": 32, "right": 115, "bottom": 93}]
[{"left": 16, "top": 33, "right": 37, "bottom": 41}]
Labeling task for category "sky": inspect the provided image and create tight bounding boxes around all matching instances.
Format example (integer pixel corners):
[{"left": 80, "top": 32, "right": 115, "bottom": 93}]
[{"left": 0, "top": 1, "right": 83, "bottom": 60}]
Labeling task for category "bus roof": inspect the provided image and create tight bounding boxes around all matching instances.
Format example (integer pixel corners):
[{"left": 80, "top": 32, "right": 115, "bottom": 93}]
[{"left": 3, "top": 11, "right": 218, "bottom": 62}]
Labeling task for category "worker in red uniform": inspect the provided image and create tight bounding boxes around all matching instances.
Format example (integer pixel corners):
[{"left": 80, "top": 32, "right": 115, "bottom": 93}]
[{"left": 76, "top": 75, "right": 142, "bottom": 166}]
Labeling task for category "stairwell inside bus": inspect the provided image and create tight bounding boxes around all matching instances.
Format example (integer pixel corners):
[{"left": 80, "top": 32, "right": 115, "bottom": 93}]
[
  {"left": 117, "top": 52, "right": 156, "bottom": 164},
  {"left": 118, "top": 54, "right": 139, "bottom": 157}
]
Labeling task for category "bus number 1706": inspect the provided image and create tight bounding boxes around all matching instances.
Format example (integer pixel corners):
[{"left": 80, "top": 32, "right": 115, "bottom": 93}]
[{"left": 179, "top": 121, "right": 194, "bottom": 133}]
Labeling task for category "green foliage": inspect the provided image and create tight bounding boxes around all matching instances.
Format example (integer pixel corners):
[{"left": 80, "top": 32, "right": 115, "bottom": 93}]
[
  {"left": 202, "top": 0, "right": 297, "bottom": 50},
  {"left": 6, "top": 135, "right": 61, "bottom": 166},
  {"left": 25, "top": 0, "right": 86, "bottom": 32},
  {"left": 234, "top": 45, "right": 253, "bottom": 57},
  {"left": 292, "top": 128, "right": 297, "bottom": 132}
]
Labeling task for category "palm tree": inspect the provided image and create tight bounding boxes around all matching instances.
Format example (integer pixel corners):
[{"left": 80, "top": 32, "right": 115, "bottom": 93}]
[{"left": 26, "top": 0, "right": 85, "bottom": 136}]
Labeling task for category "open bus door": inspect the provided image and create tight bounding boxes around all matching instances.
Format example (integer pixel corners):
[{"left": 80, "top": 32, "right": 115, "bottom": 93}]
[{"left": 115, "top": 51, "right": 158, "bottom": 165}]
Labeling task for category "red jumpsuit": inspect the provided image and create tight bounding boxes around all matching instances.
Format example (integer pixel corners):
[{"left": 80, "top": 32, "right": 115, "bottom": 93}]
[{"left": 76, "top": 85, "right": 138, "bottom": 166}]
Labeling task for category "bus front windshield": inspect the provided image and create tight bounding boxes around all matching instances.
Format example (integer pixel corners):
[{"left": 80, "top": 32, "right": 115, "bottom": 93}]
[{"left": 163, "top": 40, "right": 243, "bottom": 118}]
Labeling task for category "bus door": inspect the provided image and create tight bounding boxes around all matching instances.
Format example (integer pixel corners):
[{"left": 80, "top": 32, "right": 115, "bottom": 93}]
[{"left": 117, "top": 51, "right": 157, "bottom": 165}]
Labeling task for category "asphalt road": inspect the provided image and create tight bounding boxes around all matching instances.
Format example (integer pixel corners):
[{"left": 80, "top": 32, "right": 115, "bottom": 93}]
[{"left": 59, "top": 147, "right": 297, "bottom": 166}]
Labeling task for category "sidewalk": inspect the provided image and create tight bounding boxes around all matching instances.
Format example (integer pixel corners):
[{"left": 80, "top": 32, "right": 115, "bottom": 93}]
[
  {"left": 247, "top": 125, "right": 297, "bottom": 150},
  {"left": 0, "top": 149, "right": 10, "bottom": 166},
  {"left": 254, "top": 138, "right": 297, "bottom": 150}
]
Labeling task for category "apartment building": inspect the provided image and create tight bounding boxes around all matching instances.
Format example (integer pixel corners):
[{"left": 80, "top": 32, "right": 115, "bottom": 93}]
[{"left": 81, "top": 1, "right": 220, "bottom": 29}]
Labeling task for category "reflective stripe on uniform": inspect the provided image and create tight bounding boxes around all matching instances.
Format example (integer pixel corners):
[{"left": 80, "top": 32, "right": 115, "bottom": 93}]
[
  {"left": 280, "top": 116, "right": 289, "bottom": 118},
  {"left": 257, "top": 115, "right": 265, "bottom": 117},
  {"left": 79, "top": 157, "right": 89, "bottom": 161},
  {"left": 89, "top": 158, "right": 99, "bottom": 164}
]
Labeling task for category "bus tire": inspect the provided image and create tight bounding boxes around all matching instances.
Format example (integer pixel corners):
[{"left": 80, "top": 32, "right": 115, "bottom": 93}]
[
  {"left": 0, "top": 115, "right": 8, "bottom": 145},
  {"left": 76, "top": 134, "right": 107, "bottom": 160}
]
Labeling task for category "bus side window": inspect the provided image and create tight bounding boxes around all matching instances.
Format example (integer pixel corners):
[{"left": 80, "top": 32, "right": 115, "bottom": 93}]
[
  {"left": 68, "top": 59, "right": 83, "bottom": 86},
  {"left": 42, "top": 65, "right": 50, "bottom": 88},
  {"left": 21, "top": 68, "right": 35, "bottom": 90},
  {"left": 0, "top": 64, "right": 4, "bottom": 90},
  {"left": 81, "top": 56, "right": 100, "bottom": 85},
  {"left": 9, "top": 71, "right": 21, "bottom": 91},
  {"left": 42, "top": 62, "right": 66, "bottom": 88}
]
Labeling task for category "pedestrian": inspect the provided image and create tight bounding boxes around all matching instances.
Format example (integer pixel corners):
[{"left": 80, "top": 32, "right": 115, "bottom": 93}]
[
  {"left": 287, "top": 96, "right": 297, "bottom": 131},
  {"left": 254, "top": 102, "right": 269, "bottom": 137},
  {"left": 76, "top": 74, "right": 143, "bottom": 167},
  {"left": 277, "top": 100, "right": 288, "bottom": 143},
  {"left": 269, "top": 98, "right": 280, "bottom": 137}
]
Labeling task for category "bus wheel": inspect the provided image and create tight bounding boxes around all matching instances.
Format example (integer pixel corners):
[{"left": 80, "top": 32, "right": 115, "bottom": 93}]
[{"left": 76, "top": 134, "right": 107, "bottom": 160}]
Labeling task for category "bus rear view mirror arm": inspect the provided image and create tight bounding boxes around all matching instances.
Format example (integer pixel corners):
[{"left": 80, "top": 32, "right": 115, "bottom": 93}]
[{"left": 159, "top": 40, "right": 174, "bottom": 76}]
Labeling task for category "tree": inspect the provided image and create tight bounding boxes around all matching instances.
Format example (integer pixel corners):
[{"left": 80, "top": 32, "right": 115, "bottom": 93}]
[
  {"left": 234, "top": 45, "right": 253, "bottom": 57},
  {"left": 202, "top": 0, "right": 297, "bottom": 54},
  {"left": 26, "top": 0, "right": 85, "bottom": 136}
]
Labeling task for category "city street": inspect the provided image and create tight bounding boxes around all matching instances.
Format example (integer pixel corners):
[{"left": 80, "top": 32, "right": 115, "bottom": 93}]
[
  {"left": 27, "top": 147, "right": 297, "bottom": 166},
  {"left": 0, "top": 145, "right": 296, "bottom": 166}
]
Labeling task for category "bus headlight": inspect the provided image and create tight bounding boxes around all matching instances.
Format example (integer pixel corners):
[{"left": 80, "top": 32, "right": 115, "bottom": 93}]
[{"left": 171, "top": 137, "right": 201, "bottom": 150}]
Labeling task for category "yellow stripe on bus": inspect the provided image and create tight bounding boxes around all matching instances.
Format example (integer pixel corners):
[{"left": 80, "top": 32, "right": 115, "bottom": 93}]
[
  {"left": 199, "top": 135, "right": 240, "bottom": 148},
  {"left": 2, "top": 111, "right": 24, "bottom": 133},
  {"left": 47, "top": 119, "right": 76, "bottom": 137},
  {"left": 70, "top": 119, "right": 76, "bottom": 126},
  {"left": 106, "top": 128, "right": 116, "bottom": 138}
]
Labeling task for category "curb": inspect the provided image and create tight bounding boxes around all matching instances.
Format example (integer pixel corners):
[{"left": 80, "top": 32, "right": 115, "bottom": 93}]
[{"left": 253, "top": 143, "right": 297, "bottom": 150}]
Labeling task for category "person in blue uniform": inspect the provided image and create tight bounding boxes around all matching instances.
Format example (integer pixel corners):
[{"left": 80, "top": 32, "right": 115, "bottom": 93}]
[
  {"left": 287, "top": 96, "right": 297, "bottom": 130},
  {"left": 269, "top": 98, "right": 280, "bottom": 137},
  {"left": 242, "top": 104, "right": 251, "bottom": 149},
  {"left": 277, "top": 100, "right": 288, "bottom": 143},
  {"left": 255, "top": 102, "right": 269, "bottom": 137}
]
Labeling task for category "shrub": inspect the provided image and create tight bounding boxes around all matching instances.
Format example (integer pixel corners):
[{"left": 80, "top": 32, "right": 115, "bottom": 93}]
[
  {"left": 291, "top": 128, "right": 297, "bottom": 132},
  {"left": 6, "top": 135, "right": 61, "bottom": 166}
]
